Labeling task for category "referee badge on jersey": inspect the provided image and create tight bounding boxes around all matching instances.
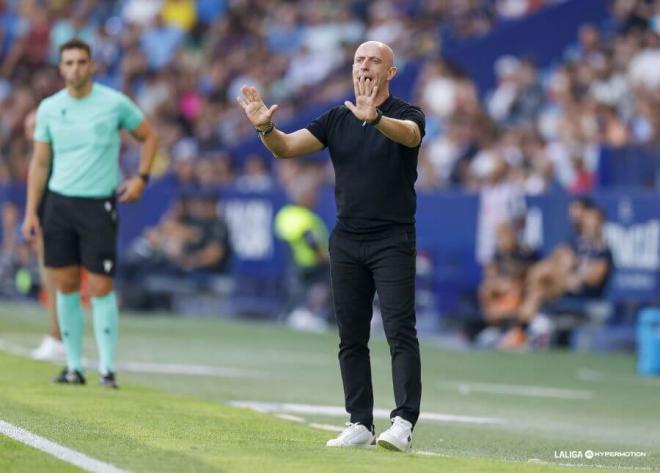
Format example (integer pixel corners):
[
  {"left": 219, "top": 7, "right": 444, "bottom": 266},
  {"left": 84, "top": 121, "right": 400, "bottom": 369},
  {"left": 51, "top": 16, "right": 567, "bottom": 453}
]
[
  {"left": 103, "top": 259, "right": 114, "bottom": 274},
  {"left": 105, "top": 200, "right": 117, "bottom": 222}
]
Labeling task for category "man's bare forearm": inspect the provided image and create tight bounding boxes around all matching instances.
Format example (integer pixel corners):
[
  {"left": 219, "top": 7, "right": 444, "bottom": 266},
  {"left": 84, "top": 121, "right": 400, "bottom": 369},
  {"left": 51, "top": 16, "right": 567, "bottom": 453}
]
[
  {"left": 186, "top": 244, "right": 224, "bottom": 270},
  {"left": 26, "top": 159, "right": 49, "bottom": 216},
  {"left": 374, "top": 117, "right": 421, "bottom": 148},
  {"left": 260, "top": 128, "right": 291, "bottom": 159},
  {"left": 131, "top": 122, "right": 159, "bottom": 175},
  {"left": 138, "top": 130, "right": 158, "bottom": 175}
]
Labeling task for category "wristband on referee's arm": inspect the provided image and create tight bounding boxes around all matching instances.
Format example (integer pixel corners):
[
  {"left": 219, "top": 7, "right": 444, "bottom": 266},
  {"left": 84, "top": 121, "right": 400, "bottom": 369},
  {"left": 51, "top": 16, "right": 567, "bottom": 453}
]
[
  {"left": 363, "top": 108, "right": 383, "bottom": 127},
  {"left": 138, "top": 173, "right": 150, "bottom": 185},
  {"left": 256, "top": 122, "right": 275, "bottom": 136}
]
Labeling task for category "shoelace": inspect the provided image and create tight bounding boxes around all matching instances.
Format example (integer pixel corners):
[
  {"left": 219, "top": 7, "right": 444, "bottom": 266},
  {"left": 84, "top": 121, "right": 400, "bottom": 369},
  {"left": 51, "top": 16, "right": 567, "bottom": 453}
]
[{"left": 339, "top": 422, "right": 366, "bottom": 439}]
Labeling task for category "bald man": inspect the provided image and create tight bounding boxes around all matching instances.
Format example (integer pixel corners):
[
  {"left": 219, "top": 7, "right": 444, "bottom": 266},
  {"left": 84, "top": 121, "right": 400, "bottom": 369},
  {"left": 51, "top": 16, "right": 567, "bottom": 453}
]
[{"left": 238, "top": 41, "right": 425, "bottom": 452}]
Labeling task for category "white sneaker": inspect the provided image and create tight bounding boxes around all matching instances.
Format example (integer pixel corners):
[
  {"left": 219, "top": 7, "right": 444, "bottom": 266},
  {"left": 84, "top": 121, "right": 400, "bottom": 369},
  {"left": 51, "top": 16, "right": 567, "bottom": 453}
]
[
  {"left": 31, "top": 336, "right": 66, "bottom": 361},
  {"left": 286, "top": 308, "right": 327, "bottom": 333},
  {"left": 326, "top": 422, "right": 375, "bottom": 447},
  {"left": 376, "top": 416, "right": 413, "bottom": 452}
]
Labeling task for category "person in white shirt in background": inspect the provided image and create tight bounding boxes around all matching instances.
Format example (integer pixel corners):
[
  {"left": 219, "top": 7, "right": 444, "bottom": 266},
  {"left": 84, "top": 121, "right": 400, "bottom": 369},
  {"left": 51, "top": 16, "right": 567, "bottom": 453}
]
[{"left": 23, "top": 109, "right": 66, "bottom": 361}]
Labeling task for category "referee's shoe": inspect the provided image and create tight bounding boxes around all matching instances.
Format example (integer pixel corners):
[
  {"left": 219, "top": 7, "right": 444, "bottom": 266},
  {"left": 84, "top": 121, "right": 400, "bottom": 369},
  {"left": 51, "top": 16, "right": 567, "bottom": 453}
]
[
  {"left": 53, "top": 368, "right": 86, "bottom": 385},
  {"left": 99, "top": 372, "right": 119, "bottom": 389}
]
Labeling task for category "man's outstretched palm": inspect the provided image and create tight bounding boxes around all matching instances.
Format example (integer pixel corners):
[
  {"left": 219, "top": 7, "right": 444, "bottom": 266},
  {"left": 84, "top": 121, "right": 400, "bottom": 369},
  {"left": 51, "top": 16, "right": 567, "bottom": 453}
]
[
  {"left": 344, "top": 76, "right": 379, "bottom": 122},
  {"left": 236, "top": 85, "right": 279, "bottom": 129}
]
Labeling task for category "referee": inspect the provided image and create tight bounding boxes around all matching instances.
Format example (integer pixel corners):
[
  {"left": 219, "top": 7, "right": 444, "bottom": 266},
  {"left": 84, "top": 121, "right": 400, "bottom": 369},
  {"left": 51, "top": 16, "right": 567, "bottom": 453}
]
[
  {"left": 237, "top": 41, "right": 424, "bottom": 451},
  {"left": 22, "top": 38, "right": 158, "bottom": 388}
]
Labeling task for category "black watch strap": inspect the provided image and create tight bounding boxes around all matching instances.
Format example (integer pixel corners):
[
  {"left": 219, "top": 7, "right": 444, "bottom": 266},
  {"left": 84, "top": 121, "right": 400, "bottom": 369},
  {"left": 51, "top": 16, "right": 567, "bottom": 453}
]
[
  {"left": 256, "top": 122, "right": 275, "bottom": 136},
  {"left": 368, "top": 108, "right": 383, "bottom": 126},
  {"left": 139, "top": 173, "right": 150, "bottom": 184}
]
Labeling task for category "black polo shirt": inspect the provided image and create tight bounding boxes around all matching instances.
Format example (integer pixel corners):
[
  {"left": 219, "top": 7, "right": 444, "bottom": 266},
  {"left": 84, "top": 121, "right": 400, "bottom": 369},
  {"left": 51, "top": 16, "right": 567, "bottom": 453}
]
[{"left": 306, "top": 95, "right": 425, "bottom": 237}]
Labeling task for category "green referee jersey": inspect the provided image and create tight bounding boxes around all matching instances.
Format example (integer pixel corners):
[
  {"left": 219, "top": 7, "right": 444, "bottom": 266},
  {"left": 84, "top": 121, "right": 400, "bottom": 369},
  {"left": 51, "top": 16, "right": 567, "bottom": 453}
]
[{"left": 34, "top": 82, "right": 144, "bottom": 198}]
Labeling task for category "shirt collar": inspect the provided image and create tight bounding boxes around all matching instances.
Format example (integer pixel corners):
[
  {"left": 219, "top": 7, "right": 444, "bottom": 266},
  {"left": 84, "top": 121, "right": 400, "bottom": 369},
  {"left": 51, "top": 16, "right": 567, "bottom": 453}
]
[{"left": 377, "top": 94, "right": 394, "bottom": 111}]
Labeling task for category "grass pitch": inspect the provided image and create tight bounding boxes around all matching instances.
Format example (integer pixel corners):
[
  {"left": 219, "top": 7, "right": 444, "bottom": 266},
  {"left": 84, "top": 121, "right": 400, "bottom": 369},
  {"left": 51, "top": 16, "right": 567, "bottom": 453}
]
[{"left": 0, "top": 302, "right": 658, "bottom": 472}]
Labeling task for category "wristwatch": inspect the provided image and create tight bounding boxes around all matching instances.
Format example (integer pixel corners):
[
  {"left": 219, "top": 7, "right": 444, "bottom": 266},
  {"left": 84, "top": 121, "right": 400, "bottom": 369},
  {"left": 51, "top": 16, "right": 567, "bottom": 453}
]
[
  {"left": 368, "top": 108, "right": 383, "bottom": 126},
  {"left": 256, "top": 122, "right": 275, "bottom": 136},
  {"left": 139, "top": 173, "right": 150, "bottom": 185}
]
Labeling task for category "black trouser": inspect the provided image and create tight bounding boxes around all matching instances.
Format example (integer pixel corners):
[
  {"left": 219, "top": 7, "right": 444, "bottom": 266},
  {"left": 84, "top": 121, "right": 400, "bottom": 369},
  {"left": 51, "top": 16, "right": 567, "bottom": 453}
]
[{"left": 329, "top": 228, "right": 422, "bottom": 428}]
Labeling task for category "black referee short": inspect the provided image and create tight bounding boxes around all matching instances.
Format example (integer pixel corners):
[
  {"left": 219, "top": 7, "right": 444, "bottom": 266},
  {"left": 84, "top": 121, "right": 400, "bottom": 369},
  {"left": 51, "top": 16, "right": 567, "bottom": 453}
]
[
  {"left": 37, "top": 192, "right": 48, "bottom": 222},
  {"left": 42, "top": 191, "right": 118, "bottom": 276}
]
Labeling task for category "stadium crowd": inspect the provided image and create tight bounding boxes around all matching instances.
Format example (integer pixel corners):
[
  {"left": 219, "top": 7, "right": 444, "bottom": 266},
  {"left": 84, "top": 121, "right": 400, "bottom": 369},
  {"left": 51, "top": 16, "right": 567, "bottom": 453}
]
[
  {"left": 0, "top": 0, "right": 557, "bottom": 290},
  {"left": 416, "top": 0, "right": 660, "bottom": 194},
  {"left": 2, "top": 0, "right": 560, "bottom": 192},
  {"left": 0, "top": 0, "right": 657, "bottom": 344}
]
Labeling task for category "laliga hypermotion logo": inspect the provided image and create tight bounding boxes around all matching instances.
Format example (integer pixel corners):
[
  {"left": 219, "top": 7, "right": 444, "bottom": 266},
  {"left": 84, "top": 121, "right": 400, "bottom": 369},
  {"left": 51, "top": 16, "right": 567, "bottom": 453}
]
[{"left": 554, "top": 450, "right": 647, "bottom": 460}]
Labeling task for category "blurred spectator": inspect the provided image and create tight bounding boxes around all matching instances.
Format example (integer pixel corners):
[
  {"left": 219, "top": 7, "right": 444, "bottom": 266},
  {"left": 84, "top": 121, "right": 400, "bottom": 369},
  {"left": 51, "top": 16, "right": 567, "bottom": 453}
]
[
  {"left": 122, "top": 0, "right": 162, "bottom": 27},
  {"left": 141, "top": 191, "right": 230, "bottom": 275},
  {"left": 267, "top": 4, "right": 303, "bottom": 54},
  {"left": 161, "top": 0, "right": 197, "bottom": 32},
  {"left": 474, "top": 153, "right": 527, "bottom": 263},
  {"left": 1, "top": 200, "right": 18, "bottom": 262},
  {"left": 478, "top": 221, "right": 539, "bottom": 326},
  {"left": 274, "top": 184, "right": 330, "bottom": 332},
  {"left": 0, "top": 0, "right": 575, "bottom": 199},
  {"left": 518, "top": 203, "right": 613, "bottom": 322},
  {"left": 49, "top": 9, "right": 94, "bottom": 64},
  {"left": 413, "top": 0, "right": 660, "bottom": 195},
  {"left": 566, "top": 195, "right": 595, "bottom": 244},
  {"left": 179, "top": 191, "right": 231, "bottom": 274},
  {"left": 496, "top": 0, "right": 549, "bottom": 19},
  {"left": 140, "top": 14, "right": 184, "bottom": 71},
  {"left": 162, "top": 137, "right": 198, "bottom": 187},
  {"left": 477, "top": 200, "right": 613, "bottom": 350},
  {"left": 0, "top": 201, "right": 39, "bottom": 297},
  {"left": 236, "top": 153, "right": 274, "bottom": 192},
  {"left": 487, "top": 56, "right": 544, "bottom": 126},
  {"left": 121, "top": 190, "right": 231, "bottom": 308}
]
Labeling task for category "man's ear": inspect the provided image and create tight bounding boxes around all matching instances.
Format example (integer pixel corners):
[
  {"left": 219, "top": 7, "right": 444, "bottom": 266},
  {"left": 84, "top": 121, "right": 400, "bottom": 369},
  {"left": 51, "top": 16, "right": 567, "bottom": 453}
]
[{"left": 387, "top": 66, "right": 398, "bottom": 81}]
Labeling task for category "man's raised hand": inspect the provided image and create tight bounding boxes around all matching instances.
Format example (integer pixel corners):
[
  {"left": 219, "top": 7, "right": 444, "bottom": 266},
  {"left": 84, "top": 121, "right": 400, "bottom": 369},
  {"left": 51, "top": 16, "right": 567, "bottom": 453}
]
[
  {"left": 344, "top": 76, "right": 379, "bottom": 123},
  {"left": 236, "top": 85, "right": 279, "bottom": 130}
]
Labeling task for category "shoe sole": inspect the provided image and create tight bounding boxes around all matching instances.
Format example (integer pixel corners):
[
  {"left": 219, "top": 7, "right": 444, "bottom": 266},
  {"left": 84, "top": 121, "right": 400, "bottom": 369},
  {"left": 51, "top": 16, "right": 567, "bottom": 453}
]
[
  {"left": 377, "top": 439, "right": 410, "bottom": 452},
  {"left": 326, "top": 439, "right": 376, "bottom": 448}
]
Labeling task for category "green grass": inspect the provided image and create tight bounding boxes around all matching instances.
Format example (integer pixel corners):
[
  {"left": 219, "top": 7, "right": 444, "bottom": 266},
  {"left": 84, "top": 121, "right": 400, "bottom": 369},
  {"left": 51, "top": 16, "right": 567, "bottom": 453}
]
[
  {"left": 0, "top": 302, "right": 658, "bottom": 472},
  {"left": 0, "top": 436, "right": 80, "bottom": 473}
]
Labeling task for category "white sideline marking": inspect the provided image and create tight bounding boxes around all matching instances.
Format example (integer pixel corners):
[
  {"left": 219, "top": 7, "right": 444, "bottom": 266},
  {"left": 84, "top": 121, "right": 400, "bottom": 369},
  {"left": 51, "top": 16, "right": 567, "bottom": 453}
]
[
  {"left": 229, "top": 401, "right": 507, "bottom": 425},
  {"left": 275, "top": 414, "right": 306, "bottom": 423},
  {"left": 117, "top": 361, "right": 263, "bottom": 378},
  {"left": 0, "top": 339, "right": 31, "bottom": 357},
  {"left": 576, "top": 368, "right": 607, "bottom": 382},
  {"left": 448, "top": 381, "right": 593, "bottom": 400},
  {"left": 0, "top": 339, "right": 263, "bottom": 379},
  {"left": 0, "top": 419, "right": 129, "bottom": 473},
  {"left": 415, "top": 450, "right": 448, "bottom": 457},
  {"left": 577, "top": 368, "right": 660, "bottom": 388}
]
